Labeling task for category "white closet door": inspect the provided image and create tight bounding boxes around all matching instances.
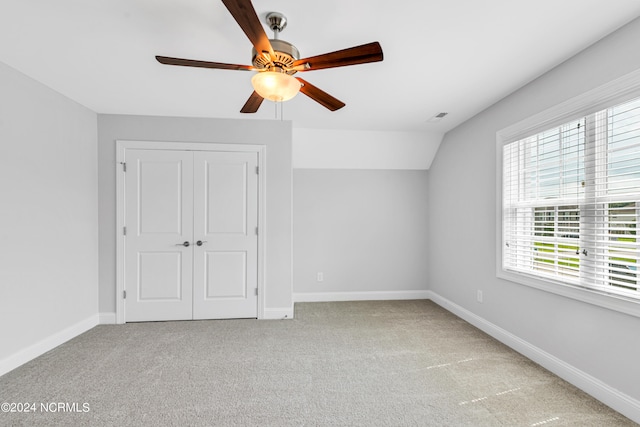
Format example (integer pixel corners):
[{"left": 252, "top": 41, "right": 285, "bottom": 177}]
[
  {"left": 124, "top": 149, "right": 194, "bottom": 322},
  {"left": 192, "top": 151, "right": 259, "bottom": 319}
]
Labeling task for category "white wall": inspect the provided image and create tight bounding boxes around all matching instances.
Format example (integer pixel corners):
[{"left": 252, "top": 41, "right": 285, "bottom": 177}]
[
  {"left": 428, "top": 16, "right": 640, "bottom": 419},
  {"left": 293, "top": 128, "right": 442, "bottom": 170},
  {"left": 0, "top": 61, "right": 99, "bottom": 375},
  {"left": 292, "top": 128, "right": 433, "bottom": 301},
  {"left": 293, "top": 169, "right": 429, "bottom": 301},
  {"left": 97, "top": 115, "right": 293, "bottom": 318}
]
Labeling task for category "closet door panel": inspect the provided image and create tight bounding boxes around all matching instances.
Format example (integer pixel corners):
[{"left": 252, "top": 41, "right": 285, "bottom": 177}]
[
  {"left": 124, "top": 149, "right": 194, "bottom": 322},
  {"left": 192, "top": 151, "right": 259, "bottom": 319}
]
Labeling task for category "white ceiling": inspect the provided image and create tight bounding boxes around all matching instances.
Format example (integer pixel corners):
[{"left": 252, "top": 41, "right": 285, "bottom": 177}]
[{"left": 1, "top": 1, "right": 640, "bottom": 134}]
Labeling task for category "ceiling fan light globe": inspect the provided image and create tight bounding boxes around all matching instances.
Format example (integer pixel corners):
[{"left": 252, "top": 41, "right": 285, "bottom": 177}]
[{"left": 251, "top": 71, "right": 300, "bottom": 102}]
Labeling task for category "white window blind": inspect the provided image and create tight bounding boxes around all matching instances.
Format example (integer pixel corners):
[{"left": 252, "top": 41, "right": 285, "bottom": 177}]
[{"left": 502, "top": 96, "right": 640, "bottom": 299}]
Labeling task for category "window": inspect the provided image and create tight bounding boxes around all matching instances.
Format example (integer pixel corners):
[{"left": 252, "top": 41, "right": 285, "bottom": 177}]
[{"left": 499, "top": 86, "right": 640, "bottom": 311}]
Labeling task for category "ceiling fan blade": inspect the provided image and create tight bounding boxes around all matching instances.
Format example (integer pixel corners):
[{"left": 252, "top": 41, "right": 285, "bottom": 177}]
[
  {"left": 221, "top": 0, "right": 275, "bottom": 60},
  {"left": 293, "top": 41, "right": 383, "bottom": 71},
  {"left": 296, "top": 78, "right": 345, "bottom": 111},
  {"left": 156, "top": 56, "right": 254, "bottom": 71},
  {"left": 240, "top": 91, "right": 264, "bottom": 113}
]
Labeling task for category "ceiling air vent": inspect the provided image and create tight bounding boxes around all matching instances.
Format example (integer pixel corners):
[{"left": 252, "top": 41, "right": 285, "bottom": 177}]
[{"left": 427, "top": 112, "right": 448, "bottom": 122}]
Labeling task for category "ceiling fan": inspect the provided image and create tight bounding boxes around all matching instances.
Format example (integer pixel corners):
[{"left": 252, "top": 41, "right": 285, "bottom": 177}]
[{"left": 155, "top": 0, "right": 384, "bottom": 113}]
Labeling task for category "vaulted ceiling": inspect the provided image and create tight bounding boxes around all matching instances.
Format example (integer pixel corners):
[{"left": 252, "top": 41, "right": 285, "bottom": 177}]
[{"left": 2, "top": 0, "right": 640, "bottom": 135}]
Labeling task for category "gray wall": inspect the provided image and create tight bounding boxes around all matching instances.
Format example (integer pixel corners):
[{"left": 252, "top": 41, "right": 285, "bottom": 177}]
[
  {"left": 0, "top": 61, "right": 98, "bottom": 364},
  {"left": 293, "top": 169, "right": 428, "bottom": 295},
  {"left": 97, "top": 115, "right": 293, "bottom": 315},
  {"left": 428, "top": 17, "right": 640, "bottom": 402}
]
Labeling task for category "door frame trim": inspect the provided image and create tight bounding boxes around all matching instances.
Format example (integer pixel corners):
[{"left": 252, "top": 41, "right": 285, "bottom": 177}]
[{"left": 116, "top": 140, "right": 267, "bottom": 323}]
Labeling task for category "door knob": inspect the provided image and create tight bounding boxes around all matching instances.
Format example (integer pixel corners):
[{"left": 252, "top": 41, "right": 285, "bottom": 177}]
[
  {"left": 175, "top": 241, "right": 190, "bottom": 247},
  {"left": 196, "top": 240, "right": 207, "bottom": 246}
]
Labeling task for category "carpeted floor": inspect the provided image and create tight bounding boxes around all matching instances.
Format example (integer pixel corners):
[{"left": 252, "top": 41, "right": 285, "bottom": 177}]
[{"left": 0, "top": 300, "right": 636, "bottom": 426}]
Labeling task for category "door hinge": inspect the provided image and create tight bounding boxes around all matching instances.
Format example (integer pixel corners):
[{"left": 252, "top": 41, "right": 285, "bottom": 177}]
[
  {"left": 255, "top": 288, "right": 258, "bottom": 296},
  {"left": 120, "top": 162, "right": 126, "bottom": 172},
  {"left": 123, "top": 290, "right": 127, "bottom": 299},
  {"left": 255, "top": 226, "right": 259, "bottom": 235},
  {"left": 123, "top": 226, "right": 127, "bottom": 236},
  {"left": 256, "top": 166, "right": 259, "bottom": 174}
]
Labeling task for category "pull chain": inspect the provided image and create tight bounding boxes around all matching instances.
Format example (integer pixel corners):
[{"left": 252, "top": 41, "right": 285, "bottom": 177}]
[{"left": 273, "top": 101, "right": 285, "bottom": 120}]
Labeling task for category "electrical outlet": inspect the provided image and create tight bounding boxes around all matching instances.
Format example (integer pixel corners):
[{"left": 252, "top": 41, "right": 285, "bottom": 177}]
[
  {"left": 317, "top": 272, "right": 324, "bottom": 282},
  {"left": 477, "top": 290, "right": 483, "bottom": 303}
]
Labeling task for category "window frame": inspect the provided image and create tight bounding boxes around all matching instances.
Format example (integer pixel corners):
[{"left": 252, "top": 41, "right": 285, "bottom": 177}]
[{"left": 496, "top": 68, "right": 640, "bottom": 318}]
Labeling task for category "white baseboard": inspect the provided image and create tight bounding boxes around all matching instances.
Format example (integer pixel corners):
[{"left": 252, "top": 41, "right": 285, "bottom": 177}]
[
  {"left": 0, "top": 314, "right": 99, "bottom": 378},
  {"left": 293, "top": 290, "right": 431, "bottom": 302},
  {"left": 99, "top": 312, "right": 117, "bottom": 325},
  {"left": 262, "top": 307, "right": 294, "bottom": 320},
  {"left": 426, "top": 291, "right": 640, "bottom": 424}
]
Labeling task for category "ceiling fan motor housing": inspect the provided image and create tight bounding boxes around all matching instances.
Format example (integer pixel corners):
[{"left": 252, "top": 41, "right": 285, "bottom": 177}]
[{"left": 252, "top": 39, "right": 300, "bottom": 74}]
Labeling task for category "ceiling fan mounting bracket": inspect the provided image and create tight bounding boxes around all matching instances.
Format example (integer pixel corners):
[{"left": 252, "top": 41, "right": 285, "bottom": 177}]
[{"left": 266, "top": 12, "right": 287, "bottom": 35}]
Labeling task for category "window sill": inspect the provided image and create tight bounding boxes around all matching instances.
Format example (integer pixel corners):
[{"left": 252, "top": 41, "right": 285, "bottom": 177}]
[{"left": 497, "top": 268, "right": 640, "bottom": 318}]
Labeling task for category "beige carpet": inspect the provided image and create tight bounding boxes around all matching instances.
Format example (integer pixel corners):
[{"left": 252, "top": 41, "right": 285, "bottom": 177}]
[{"left": 0, "top": 300, "right": 636, "bottom": 426}]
